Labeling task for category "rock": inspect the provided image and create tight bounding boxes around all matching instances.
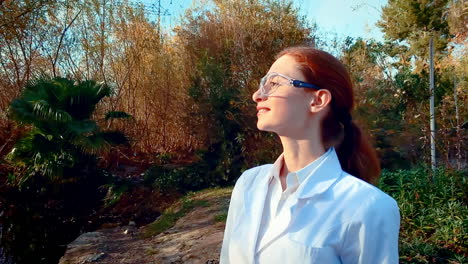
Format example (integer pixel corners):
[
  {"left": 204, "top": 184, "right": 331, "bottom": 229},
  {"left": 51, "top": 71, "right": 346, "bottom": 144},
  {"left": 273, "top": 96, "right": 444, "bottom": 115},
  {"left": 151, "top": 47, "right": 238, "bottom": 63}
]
[
  {"left": 67, "top": 232, "right": 104, "bottom": 248},
  {"left": 77, "top": 253, "right": 106, "bottom": 263}
]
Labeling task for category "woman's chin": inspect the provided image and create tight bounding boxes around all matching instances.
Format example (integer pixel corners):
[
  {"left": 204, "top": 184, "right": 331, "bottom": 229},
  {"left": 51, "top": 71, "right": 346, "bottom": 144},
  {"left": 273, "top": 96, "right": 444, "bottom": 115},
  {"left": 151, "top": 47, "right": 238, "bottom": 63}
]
[
  {"left": 256, "top": 122, "right": 276, "bottom": 133},
  {"left": 256, "top": 122, "right": 268, "bottom": 131}
]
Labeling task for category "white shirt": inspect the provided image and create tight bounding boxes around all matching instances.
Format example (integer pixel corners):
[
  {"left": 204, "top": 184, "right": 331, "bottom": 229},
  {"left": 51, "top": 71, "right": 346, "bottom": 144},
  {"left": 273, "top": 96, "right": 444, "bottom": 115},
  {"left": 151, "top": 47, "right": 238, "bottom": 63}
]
[
  {"left": 220, "top": 147, "right": 400, "bottom": 264},
  {"left": 256, "top": 148, "right": 331, "bottom": 252}
]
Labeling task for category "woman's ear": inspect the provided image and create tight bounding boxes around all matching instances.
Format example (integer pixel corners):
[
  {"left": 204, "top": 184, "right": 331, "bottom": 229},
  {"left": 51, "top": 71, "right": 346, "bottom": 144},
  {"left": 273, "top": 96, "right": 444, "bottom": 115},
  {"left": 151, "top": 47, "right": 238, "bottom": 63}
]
[{"left": 310, "top": 89, "right": 332, "bottom": 113}]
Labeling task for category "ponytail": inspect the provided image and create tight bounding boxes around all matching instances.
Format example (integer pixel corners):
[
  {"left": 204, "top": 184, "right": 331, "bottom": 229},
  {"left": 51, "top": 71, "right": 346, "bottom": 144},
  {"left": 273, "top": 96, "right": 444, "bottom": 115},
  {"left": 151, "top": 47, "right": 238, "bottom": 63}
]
[{"left": 337, "top": 120, "right": 380, "bottom": 184}]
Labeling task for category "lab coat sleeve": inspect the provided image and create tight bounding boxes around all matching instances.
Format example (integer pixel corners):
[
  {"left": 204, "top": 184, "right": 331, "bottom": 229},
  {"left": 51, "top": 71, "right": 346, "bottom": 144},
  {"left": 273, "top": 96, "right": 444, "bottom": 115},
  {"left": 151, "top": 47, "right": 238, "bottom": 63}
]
[
  {"left": 340, "top": 195, "right": 400, "bottom": 264},
  {"left": 220, "top": 172, "right": 246, "bottom": 264}
]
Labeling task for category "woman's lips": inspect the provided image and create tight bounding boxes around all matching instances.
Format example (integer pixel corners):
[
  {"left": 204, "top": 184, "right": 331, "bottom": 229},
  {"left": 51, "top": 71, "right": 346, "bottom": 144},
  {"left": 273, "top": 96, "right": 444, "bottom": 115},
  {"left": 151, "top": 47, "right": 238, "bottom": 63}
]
[{"left": 257, "top": 107, "right": 270, "bottom": 115}]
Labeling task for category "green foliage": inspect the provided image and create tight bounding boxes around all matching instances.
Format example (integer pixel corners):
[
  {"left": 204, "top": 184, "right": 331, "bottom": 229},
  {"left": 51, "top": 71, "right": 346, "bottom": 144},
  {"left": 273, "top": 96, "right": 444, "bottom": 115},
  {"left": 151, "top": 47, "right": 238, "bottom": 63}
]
[
  {"left": 102, "top": 177, "right": 132, "bottom": 207},
  {"left": 6, "top": 76, "right": 130, "bottom": 186},
  {"left": 154, "top": 152, "right": 174, "bottom": 165},
  {"left": 214, "top": 194, "right": 230, "bottom": 223},
  {"left": 214, "top": 212, "right": 228, "bottom": 222},
  {"left": 141, "top": 195, "right": 210, "bottom": 238},
  {"left": 145, "top": 144, "right": 238, "bottom": 193},
  {"left": 446, "top": 0, "right": 467, "bottom": 42},
  {"left": 378, "top": 167, "right": 468, "bottom": 263},
  {"left": 187, "top": 52, "right": 245, "bottom": 184},
  {"left": 378, "top": 0, "right": 450, "bottom": 65}
]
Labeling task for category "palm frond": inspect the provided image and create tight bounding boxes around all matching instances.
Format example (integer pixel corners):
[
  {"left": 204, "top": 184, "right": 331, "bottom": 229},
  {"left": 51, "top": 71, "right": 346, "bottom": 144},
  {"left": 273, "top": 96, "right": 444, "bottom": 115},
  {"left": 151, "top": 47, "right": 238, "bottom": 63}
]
[
  {"left": 8, "top": 98, "right": 36, "bottom": 124},
  {"left": 91, "top": 81, "right": 112, "bottom": 103},
  {"left": 66, "top": 120, "right": 98, "bottom": 136},
  {"left": 65, "top": 81, "right": 112, "bottom": 120},
  {"left": 72, "top": 133, "right": 109, "bottom": 155},
  {"left": 31, "top": 100, "right": 72, "bottom": 123},
  {"left": 6, "top": 133, "right": 35, "bottom": 162}
]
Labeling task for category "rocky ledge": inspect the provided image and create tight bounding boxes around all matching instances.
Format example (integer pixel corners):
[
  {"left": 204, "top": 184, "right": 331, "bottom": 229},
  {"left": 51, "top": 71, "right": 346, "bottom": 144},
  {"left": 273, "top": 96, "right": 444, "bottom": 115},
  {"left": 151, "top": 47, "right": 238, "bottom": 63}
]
[{"left": 59, "top": 189, "right": 231, "bottom": 264}]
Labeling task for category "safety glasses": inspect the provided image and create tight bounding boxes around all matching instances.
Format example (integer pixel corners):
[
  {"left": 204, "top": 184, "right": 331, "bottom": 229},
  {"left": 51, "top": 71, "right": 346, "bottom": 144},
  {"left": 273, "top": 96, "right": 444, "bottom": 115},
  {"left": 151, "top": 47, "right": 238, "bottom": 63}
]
[{"left": 258, "top": 72, "right": 321, "bottom": 96}]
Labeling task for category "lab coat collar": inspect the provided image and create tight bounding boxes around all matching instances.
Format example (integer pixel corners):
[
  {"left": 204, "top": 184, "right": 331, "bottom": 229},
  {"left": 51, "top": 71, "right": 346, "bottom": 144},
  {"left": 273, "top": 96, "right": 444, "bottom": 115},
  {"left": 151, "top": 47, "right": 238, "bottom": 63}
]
[
  {"left": 296, "top": 147, "right": 343, "bottom": 199},
  {"left": 295, "top": 147, "right": 333, "bottom": 186},
  {"left": 270, "top": 147, "right": 332, "bottom": 189}
]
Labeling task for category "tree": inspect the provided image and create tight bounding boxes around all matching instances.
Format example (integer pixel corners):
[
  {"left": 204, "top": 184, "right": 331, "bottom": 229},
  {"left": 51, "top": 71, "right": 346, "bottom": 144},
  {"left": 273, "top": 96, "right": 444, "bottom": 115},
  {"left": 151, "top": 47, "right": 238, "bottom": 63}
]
[
  {"left": 377, "top": 0, "right": 468, "bottom": 168},
  {"left": 377, "top": 0, "right": 451, "bottom": 71},
  {"left": 446, "top": 0, "right": 468, "bottom": 43},
  {"left": 7, "top": 76, "right": 130, "bottom": 186}
]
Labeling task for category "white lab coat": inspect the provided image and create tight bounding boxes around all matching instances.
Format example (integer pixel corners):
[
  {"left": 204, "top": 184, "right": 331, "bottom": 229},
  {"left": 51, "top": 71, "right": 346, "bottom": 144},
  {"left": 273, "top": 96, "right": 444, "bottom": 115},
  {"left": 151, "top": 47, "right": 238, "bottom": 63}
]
[{"left": 220, "top": 149, "right": 400, "bottom": 264}]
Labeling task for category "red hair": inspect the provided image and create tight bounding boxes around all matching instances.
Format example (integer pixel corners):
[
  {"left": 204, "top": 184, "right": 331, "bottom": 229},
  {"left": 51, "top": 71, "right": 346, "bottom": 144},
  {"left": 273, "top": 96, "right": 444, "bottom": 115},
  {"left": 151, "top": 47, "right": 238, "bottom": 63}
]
[{"left": 276, "top": 47, "right": 380, "bottom": 184}]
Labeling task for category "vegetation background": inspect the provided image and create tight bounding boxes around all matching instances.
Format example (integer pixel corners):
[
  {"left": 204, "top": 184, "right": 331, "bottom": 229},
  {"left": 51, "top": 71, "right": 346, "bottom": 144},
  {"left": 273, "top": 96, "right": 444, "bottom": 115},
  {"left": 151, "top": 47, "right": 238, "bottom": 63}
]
[{"left": 0, "top": 0, "right": 466, "bottom": 263}]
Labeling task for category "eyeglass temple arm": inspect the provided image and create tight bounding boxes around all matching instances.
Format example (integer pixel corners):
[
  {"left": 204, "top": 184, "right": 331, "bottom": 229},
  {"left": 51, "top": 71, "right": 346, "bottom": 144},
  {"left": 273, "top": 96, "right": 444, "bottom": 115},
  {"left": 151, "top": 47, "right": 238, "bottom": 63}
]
[{"left": 291, "top": 80, "right": 321, "bottom": 90}]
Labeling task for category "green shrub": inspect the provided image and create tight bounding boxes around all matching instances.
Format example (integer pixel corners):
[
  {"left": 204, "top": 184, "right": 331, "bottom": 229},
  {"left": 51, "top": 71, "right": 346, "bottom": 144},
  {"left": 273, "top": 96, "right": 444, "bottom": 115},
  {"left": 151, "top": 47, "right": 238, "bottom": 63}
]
[
  {"left": 144, "top": 144, "right": 242, "bottom": 193},
  {"left": 101, "top": 177, "right": 133, "bottom": 207},
  {"left": 378, "top": 167, "right": 467, "bottom": 263}
]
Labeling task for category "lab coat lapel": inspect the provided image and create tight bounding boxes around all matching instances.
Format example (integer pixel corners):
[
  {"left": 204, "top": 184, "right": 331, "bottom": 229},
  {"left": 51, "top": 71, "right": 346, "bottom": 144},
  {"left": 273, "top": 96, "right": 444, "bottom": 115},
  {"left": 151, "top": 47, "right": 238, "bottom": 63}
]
[
  {"left": 256, "top": 193, "right": 299, "bottom": 252},
  {"left": 240, "top": 165, "right": 273, "bottom": 263}
]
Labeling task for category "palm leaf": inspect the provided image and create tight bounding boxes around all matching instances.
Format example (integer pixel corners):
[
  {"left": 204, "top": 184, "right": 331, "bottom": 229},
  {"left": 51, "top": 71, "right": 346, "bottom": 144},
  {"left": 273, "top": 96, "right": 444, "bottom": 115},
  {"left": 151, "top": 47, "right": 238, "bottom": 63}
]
[
  {"left": 8, "top": 99, "right": 36, "bottom": 124},
  {"left": 72, "top": 133, "right": 108, "bottom": 155},
  {"left": 31, "top": 100, "right": 72, "bottom": 123},
  {"left": 65, "top": 81, "right": 112, "bottom": 120},
  {"left": 66, "top": 120, "right": 98, "bottom": 136},
  {"left": 91, "top": 81, "right": 112, "bottom": 103}
]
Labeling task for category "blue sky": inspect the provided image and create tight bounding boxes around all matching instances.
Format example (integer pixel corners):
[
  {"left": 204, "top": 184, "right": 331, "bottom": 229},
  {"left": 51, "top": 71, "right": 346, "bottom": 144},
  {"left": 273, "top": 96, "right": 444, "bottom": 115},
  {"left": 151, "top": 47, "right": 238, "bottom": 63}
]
[
  {"left": 136, "top": 0, "right": 388, "bottom": 41},
  {"left": 296, "top": 0, "right": 387, "bottom": 41}
]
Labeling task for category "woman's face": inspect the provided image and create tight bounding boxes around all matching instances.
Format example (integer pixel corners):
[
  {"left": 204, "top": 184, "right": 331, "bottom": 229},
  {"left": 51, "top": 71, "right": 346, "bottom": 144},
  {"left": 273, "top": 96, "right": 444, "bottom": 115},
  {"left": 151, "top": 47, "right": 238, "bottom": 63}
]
[{"left": 252, "top": 55, "right": 316, "bottom": 137}]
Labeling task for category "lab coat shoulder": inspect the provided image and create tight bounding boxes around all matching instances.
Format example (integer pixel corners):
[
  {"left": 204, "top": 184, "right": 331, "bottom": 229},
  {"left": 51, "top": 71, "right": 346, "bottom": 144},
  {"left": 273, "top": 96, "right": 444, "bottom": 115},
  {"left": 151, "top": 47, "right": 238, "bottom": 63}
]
[
  {"left": 337, "top": 173, "right": 400, "bottom": 264},
  {"left": 220, "top": 164, "right": 272, "bottom": 264},
  {"left": 225, "top": 164, "right": 272, "bottom": 217},
  {"left": 337, "top": 173, "right": 399, "bottom": 220},
  {"left": 226, "top": 164, "right": 272, "bottom": 208},
  {"left": 238, "top": 164, "right": 273, "bottom": 188}
]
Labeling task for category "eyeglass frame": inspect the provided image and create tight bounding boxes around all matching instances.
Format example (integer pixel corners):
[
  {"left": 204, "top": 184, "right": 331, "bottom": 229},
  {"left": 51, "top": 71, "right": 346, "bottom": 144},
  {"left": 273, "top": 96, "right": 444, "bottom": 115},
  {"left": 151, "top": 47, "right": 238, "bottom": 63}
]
[{"left": 258, "top": 72, "right": 321, "bottom": 96}]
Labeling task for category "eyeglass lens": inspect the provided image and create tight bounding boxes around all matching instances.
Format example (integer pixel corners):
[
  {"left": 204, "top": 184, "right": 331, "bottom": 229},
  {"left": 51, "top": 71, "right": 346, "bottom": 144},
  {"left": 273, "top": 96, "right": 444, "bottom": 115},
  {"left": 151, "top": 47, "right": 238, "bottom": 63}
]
[{"left": 261, "top": 74, "right": 283, "bottom": 95}]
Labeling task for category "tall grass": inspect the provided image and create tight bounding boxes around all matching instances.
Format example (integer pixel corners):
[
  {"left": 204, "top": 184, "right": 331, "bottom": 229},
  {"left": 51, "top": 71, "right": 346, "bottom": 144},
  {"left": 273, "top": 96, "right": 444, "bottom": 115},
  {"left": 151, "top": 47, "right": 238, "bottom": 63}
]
[{"left": 378, "top": 167, "right": 467, "bottom": 263}]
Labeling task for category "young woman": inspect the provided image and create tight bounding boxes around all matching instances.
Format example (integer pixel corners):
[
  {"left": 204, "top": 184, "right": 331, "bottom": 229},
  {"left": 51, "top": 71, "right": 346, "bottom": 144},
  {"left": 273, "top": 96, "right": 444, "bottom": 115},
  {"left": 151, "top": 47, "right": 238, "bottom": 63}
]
[{"left": 220, "top": 47, "right": 400, "bottom": 264}]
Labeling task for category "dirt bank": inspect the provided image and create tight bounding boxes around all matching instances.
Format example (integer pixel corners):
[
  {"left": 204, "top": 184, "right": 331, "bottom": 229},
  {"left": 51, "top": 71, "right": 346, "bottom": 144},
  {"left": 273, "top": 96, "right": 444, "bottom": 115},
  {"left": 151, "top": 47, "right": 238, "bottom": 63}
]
[{"left": 59, "top": 188, "right": 231, "bottom": 264}]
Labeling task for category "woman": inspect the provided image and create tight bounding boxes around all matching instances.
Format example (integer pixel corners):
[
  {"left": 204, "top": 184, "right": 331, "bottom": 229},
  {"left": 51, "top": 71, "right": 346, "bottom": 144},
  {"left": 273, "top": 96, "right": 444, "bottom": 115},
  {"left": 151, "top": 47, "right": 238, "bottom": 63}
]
[{"left": 220, "top": 47, "right": 400, "bottom": 264}]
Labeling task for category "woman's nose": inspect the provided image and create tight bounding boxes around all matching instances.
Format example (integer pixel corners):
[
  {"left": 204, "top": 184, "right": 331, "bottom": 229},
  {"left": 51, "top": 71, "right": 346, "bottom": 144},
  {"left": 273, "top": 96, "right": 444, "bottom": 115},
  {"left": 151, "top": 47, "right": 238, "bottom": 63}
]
[{"left": 252, "top": 89, "right": 267, "bottom": 102}]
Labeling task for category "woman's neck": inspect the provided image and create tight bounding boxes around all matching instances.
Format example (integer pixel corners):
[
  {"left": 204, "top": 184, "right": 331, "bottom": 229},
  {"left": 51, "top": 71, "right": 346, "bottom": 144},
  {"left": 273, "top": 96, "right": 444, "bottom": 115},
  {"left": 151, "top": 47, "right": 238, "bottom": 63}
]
[{"left": 278, "top": 136, "right": 326, "bottom": 179}]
